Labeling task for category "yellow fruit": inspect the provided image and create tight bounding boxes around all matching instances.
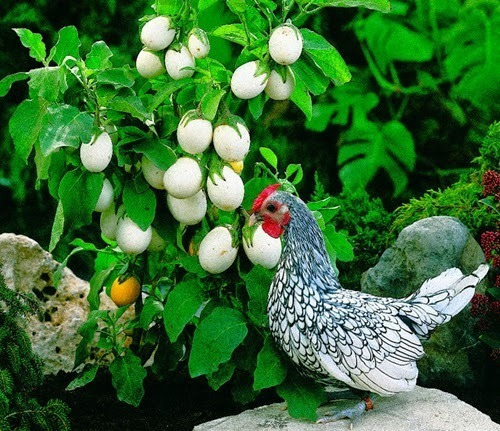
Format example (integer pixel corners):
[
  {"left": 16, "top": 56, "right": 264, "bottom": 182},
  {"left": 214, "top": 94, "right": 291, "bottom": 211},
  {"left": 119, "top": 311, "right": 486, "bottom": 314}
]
[
  {"left": 110, "top": 276, "right": 141, "bottom": 307},
  {"left": 229, "top": 160, "right": 244, "bottom": 175}
]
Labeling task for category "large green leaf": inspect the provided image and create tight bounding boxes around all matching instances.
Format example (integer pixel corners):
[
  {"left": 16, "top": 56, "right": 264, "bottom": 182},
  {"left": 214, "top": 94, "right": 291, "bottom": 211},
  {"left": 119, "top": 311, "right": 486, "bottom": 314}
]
[
  {"left": 28, "top": 67, "right": 68, "bottom": 102},
  {"left": 298, "top": 0, "right": 390, "bottom": 12},
  {"left": 211, "top": 24, "right": 248, "bottom": 46},
  {"left": 290, "top": 76, "right": 312, "bottom": 120},
  {"left": 13, "top": 28, "right": 46, "bottom": 63},
  {"left": 276, "top": 371, "right": 326, "bottom": 421},
  {"left": 49, "top": 200, "right": 64, "bottom": 252},
  {"left": 0, "top": 72, "right": 28, "bottom": 97},
  {"left": 253, "top": 336, "right": 287, "bottom": 390},
  {"left": 163, "top": 278, "right": 204, "bottom": 342},
  {"left": 244, "top": 265, "right": 273, "bottom": 327},
  {"left": 301, "top": 29, "right": 351, "bottom": 86},
  {"left": 8, "top": 98, "right": 48, "bottom": 163},
  {"left": 189, "top": 307, "right": 248, "bottom": 377},
  {"left": 58, "top": 169, "right": 103, "bottom": 228},
  {"left": 49, "top": 26, "right": 81, "bottom": 65},
  {"left": 109, "top": 351, "right": 147, "bottom": 407},
  {"left": 97, "top": 67, "right": 135, "bottom": 88},
  {"left": 39, "top": 104, "right": 93, "bottom": 155},
  {"left": 66, "top": 364, "right": 99, "bottom": 391},
  {"left": 86, "top": 41, "right": 113, "bottom": 70},
  {"left": 338, "top": 120, "right": 415, "bottom": 196},
  {"left": 291, "top": 57, "right": 329, "bottom": 96},
  {"left": 122, "top": 179, "right": 157, "bottom": 230}
]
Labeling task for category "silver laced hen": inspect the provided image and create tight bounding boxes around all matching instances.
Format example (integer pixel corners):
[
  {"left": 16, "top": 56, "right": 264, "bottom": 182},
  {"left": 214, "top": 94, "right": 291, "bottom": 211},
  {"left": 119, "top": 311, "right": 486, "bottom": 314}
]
[{"left": 250, "top": 184, "right": 489, "bottom": 423}]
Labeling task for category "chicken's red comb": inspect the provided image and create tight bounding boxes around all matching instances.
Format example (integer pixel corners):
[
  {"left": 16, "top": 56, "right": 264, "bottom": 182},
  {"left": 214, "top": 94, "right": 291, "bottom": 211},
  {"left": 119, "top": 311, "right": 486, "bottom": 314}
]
[{"left": 252, "top": 183, "right": 281, "bottom": 212}]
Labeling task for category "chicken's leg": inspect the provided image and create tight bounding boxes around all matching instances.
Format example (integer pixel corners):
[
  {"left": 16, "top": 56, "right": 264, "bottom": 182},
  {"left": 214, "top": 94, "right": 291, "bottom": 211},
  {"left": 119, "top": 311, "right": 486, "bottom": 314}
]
[{"left": 317, "top": 394, "right": 380, "bottom": 424}]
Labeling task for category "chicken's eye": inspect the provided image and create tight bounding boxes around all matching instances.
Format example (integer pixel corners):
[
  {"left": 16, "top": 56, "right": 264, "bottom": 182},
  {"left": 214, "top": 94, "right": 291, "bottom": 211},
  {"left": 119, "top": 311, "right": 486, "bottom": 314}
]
[{"left": 266, "top": 204, "right": 277, "bottom": 213}]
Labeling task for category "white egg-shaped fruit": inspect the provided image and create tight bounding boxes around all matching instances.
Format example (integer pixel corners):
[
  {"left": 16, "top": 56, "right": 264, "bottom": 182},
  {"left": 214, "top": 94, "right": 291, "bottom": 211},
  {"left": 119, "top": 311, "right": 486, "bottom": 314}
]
[
  {"left": 100, "top": 206, "right": 119, "bottom": 240},
  {"left": 230, "top": 60, "right": 269, "bottom": 100},
  {"left": 167, "top": 190, "right": 207, "bottom": 225},
  {"left": 176, "top": 111, "right": 213, "bottom": 154},
  {"left": 188, "top": 29, "right": 210, "bottom": 59},
  {"left": 213, "top": 122, "right": 250, "bottom": 162},
  {"left": 94, "top": 178, "right": 114, "bottom": 212},
  {"left": 269, "top": 25, "right": 303, "bottom": 65},
  {"left": 198, "top": 226, "right": 238, "bottom": 274},
  {"left": 265, "top": 69, "right": 296, "bottom": 100},
  {"left": 140, "top": 16, "right": 176, "bottom": 51},
  {"left": 243, "top": 225, "right": 282, "bottom": 269},
  {"left": 142, "top": 155, "right": 165, "bottom": 190},
  {"left": 147, "top": 228, "right": 166, "bottom": 252},
  {"left": 165, "top": 46, "right": 195, "bottom": 80},
  {"left": 136, "top": 49, "right": 165, "bottom": 79},
  {"left": 116, "top": 216, "right": 152, "bottom": 254},
  {"left": 80, "top": 132, "right": 113, "bottom": 173},
  {"left": 207, "top": 166, "right": 244, "bottom": 211},
  {"left": 163, "top": 157, "right": 203, "bottom": 198}
]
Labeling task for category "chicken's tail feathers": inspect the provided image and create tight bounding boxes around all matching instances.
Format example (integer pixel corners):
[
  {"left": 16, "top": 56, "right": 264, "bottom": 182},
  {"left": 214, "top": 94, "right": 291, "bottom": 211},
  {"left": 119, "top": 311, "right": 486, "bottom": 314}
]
[{"left": 396, "top": 264, "right": 489, "bottom": 338}]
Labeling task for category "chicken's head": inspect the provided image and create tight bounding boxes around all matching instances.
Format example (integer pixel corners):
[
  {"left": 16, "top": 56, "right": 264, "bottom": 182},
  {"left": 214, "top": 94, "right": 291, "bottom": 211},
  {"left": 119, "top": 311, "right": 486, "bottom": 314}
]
[{"left": 249, "top": 183, "right": 290, "bottom": 238}]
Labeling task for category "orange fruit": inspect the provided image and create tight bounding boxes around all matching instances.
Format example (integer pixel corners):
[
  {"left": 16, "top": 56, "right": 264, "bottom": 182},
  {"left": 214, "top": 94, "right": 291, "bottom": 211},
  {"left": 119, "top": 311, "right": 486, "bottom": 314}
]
[{"left": 110, "top": 276, "right": 141, "bottom": 307}]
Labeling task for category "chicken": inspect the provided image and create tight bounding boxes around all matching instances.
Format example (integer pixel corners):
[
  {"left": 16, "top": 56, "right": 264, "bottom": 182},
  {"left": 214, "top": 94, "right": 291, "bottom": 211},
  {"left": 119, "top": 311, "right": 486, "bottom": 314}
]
[{"left": 249, "top": 184, "right": 489, "bottom": 423}]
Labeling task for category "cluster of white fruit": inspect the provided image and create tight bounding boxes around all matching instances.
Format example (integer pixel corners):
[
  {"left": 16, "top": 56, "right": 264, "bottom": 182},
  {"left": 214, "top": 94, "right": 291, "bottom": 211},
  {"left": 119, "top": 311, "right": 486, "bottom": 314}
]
[
  {"left": 231, "top": 24, "right": 303, "bottom": 101},
  {"left": 136, "top": 16, "right": 210, "bottom": 80}
]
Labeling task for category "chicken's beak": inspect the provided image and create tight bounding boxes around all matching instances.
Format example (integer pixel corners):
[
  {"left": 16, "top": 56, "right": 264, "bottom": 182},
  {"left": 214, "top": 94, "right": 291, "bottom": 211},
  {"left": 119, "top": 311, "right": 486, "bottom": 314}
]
[{"left": 248, "top": 213, "right": 260, "bottom": 226}]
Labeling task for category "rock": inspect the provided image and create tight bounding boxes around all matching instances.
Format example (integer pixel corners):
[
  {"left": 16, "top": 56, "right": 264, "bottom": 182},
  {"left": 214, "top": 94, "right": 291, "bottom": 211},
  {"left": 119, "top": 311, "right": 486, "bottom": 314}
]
[
  {"left": 0, "top": 233, "right": 131, "bottom": 375},
  {"left": 360, "top": 216, "right": 486, "bottom": 389},
  {"left": 194, "top": 386, "right": 500, "bottom": 431}
]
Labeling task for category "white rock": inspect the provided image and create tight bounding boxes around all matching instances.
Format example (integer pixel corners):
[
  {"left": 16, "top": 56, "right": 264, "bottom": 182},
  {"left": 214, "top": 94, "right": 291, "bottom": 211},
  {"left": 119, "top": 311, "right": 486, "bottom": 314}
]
[
  {"left": 265, "top": 69, "right": 296, "bottom": 100},
  {"left": 207, "top": 166, "right": 244, "bottom": 211},
  {"left": 136, "top": 49, "right": 165, "bottom": 79},
  {"left": 116, "top": 216, "right": 152, "bottom": 254},
  {"left": 80, "top": 132, "right": 113, "bottom": 173},
  {"left": 243, "top": 225, "right": 282, "bottom": 268},
  {"left": 213, "top": 121, "right": 250, "bottom": 162},
  {"left": 163, "top": 157, "right": 203, "bottom": 198},
  {"left": 231, "top": 60, "right": 269, "bottom": 100},
  {"left": 165, "top": 45, "right": 195, "bottom": 80},
  {"left": 188, "top": 29, "right": 210, "bottom": 59},
  {"left": 140, "top": 16, "right": 176, "bottom": 51},
  {"left": 167, "top": 190, "right": 207, "bottom": 225},
  {"left": 198, "top": 227, "right": 238, "bottom": 274},
  {"left": 94, "top": 178, "right": 114, "bottom": 212},
  {"left": 141, "top": 155, "right": 166, "bottom": 190},
  {"left": 194, "top": 386, "right": 500, "bottom": 431},
  {"left": 269, "top": 24, "right": 303, "bottom": 65},
  {"left": 176, "top": 110, "right": 213, "bottom": 154}
]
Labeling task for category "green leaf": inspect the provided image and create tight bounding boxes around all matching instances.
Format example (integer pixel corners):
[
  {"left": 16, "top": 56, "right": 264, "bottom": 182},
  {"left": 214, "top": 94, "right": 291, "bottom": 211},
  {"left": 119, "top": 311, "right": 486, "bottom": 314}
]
[
  {"left": 49, "top": 26, "right": 81, "bottom": 65},
  {"left": 189, "top": 307, "right": 248, "bottom": 377},
  {"left": 259, "top": 147, "right": 278, "bottom": 170},
  {"left": 291, "top": 57, "right": 329, "bottom": 96},
  {"left": 88, "top": 264, "right": 118, "bottom": 311},
  {"left": 86, "top": 41, "right": 113, "bottom": 70},
  {"left": 49, "top": 200, "right": 64, "bottom": 252},
  {"left": 487, "top": 288, "right": 500, "bottom": 301},
  {"left": 277, "top": 371, "right": 326, "bottom": 421},
  {"left": 122, "top": 179, "right": 157, "bottom": 230},
  {"left": 201, "top": 89, "right": 226, "bottom": 121},
  {"left": 290, "top": 77, "right": 312, "bottom": 119},
  {"left": 148, "top": 78, "right": 191, "bottom": 111},
  {"left": 155, "top": 0, "right": 183, "bottom": 15},
  {"left": 132, "top": 140, "right": 177, "bottom": 171},
  {"left": 323, "top": 226, "right": 354, "bottom": 262},
  {"left": 244, "top": 265, "right": 273, "bottom": 327},
  {"left": 140, "top": 297, "right": 164, "bottom": 329},
  {"left": 28, "top": 66, "right": 68, "bottom": 102},
  {"left": 226, "top": 0, "right": 247, "bottom": 13},
  {"left": 66, "top": 364, "right": 99, "bottom": 391},
  {"left": 248, "top": 92, "right": 267, "bottom": 120},
  {"left": 109, "top": 351, "right": 147, "bottom": 407},
  {"left": 207, "top": 361, "right": 236, "bottom": 390},
  {"left": 253, "top": 335, "right": 287, "bottom": 390},
  {"left": 9, "top": 98, "right": 48, "bottom": 163},
  {"left": 479, "top": 333, "right": 500, "bottom": 349},
  {"left": 212, "top": 24, "right": 248, "bottom": 46},
  {"left": 39, "top": 104, "right": 93, "bottom": 155},
  {"left": 59, "top": 169, "right": 104, "bottom": 228},
  {"left": 338, "top": 120, "right": 415, "bottom": 196},
  {"left": 163, "top": 278, "right": 204, "bottom": 342},
  {"left": 74, "top": 310, "right": 107, "bottom": 367},
  {"left": 14, "top": 28, "right": 46, "bottom": 63},
  {"left": 0, "top": 72, "right": 28, "bottom": 97},
  {"left": 301, "top": 0, "right": 391, "bottom": 12},
  {"left": 179, "top": 255, "right": 209, "bottom": 278},
  {"left": 97, "top": 67, "right": 135, "bottom": 88},
  {"left": 108, "top": 95, "right": 150, "bottom": 121},
  {"left": 301, "top": 29, "right": 351, "bottom": 86}
]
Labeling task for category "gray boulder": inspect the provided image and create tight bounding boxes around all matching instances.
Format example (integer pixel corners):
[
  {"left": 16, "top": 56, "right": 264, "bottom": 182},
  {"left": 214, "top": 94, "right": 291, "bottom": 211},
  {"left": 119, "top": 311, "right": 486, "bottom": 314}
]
[
  {"left": 361, "top": 216, "right": 486, "bottom": 388},
  {"left": 194, "top": 386, "right": 499, "bottom": 431}
]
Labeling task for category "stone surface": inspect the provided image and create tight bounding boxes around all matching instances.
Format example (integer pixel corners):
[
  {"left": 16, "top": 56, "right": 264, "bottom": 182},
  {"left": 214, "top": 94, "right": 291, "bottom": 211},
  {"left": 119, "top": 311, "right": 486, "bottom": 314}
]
[
  {"left": 0, "top": 233, "right": 131, "bottom": 375},
  {"left": 194, "top": 386, "right": 500, "bottom": 431},
  {"left": 360, "top": 216, "right": 487, "bottom": 389}
]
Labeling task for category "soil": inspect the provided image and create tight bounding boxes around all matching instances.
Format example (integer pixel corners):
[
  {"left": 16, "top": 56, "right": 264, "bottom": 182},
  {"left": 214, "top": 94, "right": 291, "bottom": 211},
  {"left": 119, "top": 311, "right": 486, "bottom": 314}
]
[{"left": 38, "top": 369, "right": 499, "bottom": 431}]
